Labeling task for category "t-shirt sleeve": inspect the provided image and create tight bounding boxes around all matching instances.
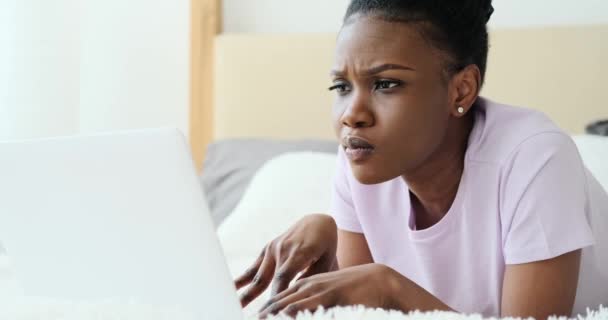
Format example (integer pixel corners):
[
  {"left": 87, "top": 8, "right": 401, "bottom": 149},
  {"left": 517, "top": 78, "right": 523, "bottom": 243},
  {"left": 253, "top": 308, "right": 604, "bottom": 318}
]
[
  {"left": 500, "top": 132, "right": 595, "bottom": 265},
  {"left": 329, "top": 147, "right": 363, "bottom": 233}
]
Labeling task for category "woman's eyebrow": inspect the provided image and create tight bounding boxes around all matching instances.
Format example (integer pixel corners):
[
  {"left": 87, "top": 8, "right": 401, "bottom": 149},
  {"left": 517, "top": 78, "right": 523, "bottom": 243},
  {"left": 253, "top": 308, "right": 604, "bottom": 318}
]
[{"left": 330, "top": 64, "right": 415, "bottom": 77}]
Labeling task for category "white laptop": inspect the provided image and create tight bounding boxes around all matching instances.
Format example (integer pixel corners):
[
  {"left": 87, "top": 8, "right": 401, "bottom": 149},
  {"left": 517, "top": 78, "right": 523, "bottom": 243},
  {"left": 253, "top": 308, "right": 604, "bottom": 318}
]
[{"left": 0, "top": 128, "right": 244, "bottom": 319}]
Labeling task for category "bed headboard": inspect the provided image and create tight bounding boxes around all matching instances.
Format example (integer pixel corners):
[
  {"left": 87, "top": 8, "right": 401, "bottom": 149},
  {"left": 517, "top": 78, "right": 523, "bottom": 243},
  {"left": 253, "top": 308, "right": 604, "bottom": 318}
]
[{"left": 212, "top": 25, "right": 608, "bottom": 141}]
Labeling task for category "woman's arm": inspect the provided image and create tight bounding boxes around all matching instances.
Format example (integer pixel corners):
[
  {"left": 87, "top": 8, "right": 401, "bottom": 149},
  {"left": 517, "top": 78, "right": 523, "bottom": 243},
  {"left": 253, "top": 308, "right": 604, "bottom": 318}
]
[
  {"left": 501, "top": 250, "right": 581, "bottom": 319},
  {"left": 260, "top": 228, "right": 582, "bottom": 317},
  {"left": 386, "top": 250, "right": 581, "bottom": 318},
  {"left": 335, "top": 230, "right": 453, "bottom": 312},
  {"left": 336, "top": 229, "right": 374, "bottom": 269},
  {"left": 386, "top": 270, "right": 454, "bottom": 312}
]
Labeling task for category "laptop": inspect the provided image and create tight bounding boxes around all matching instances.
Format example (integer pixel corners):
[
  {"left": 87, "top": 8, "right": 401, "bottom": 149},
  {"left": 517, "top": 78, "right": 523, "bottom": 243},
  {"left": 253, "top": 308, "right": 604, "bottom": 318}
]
[{"left": 0, "top": 128, "right": 244, "bottom": 319}]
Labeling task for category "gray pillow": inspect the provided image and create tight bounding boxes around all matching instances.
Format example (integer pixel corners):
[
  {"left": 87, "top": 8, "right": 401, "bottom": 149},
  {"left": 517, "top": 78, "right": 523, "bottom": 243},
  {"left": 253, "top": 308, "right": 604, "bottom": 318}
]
[
  {"left": 586, "top": 120, "right": 608, "bottom": 136},
  {"left": 201, "top": 139, "right": 339, "bottom": 227}
]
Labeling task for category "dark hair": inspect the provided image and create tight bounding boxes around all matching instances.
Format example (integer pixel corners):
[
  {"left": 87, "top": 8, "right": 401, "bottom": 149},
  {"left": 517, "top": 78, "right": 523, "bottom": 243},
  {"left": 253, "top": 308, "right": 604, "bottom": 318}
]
[{"left": 344, "top": 0, "right": 494, "bottom": 84}]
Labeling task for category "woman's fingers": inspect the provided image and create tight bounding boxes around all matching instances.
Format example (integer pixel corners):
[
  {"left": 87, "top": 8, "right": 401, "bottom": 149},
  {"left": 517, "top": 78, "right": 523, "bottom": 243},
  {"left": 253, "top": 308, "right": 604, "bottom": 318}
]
[
  {"left": 239, "top": 251, "right": 276, "bottom": 308},
  {"left": 296, "top": 253, "right": 334, "bottom": 281},
  {"left": 260, "top": 291, "right": 327, "bottom": 319},
  {"left": 270, "top": 253, "right": 313, "bottom": 297},
  {"left": 259, "top": 286, "right": 308, "bottom": 318},
  {"left": 234, "top": 249, "right": 266, "bottom": 290},
  {"left": 283, "top": 295, "right": 327, "bottom": 318},
  {"left": 262, "top": 279, "right": 299, "bottom": 312}
]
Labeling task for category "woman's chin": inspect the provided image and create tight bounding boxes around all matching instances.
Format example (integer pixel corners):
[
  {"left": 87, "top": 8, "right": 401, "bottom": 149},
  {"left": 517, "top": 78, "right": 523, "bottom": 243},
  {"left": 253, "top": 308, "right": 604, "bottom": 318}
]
[{"left": 351, "top": 166, "right": 393, "bottom": 185}]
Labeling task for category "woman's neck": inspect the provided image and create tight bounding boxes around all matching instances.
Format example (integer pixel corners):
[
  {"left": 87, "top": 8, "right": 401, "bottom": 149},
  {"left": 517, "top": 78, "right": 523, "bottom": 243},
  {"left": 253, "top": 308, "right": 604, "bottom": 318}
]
[{"left": 402, "top": 113, "right": 474, "bottom": 230}]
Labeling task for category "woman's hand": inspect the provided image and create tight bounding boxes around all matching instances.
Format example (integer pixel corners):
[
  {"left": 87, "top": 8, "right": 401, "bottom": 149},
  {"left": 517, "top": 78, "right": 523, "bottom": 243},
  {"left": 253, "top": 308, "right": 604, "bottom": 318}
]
[
  {"left": 234, "top": 214, "right": 338, "bottom": 308},
  {"left": 258, "top": 263, "right": 398, "bottom": 318}
]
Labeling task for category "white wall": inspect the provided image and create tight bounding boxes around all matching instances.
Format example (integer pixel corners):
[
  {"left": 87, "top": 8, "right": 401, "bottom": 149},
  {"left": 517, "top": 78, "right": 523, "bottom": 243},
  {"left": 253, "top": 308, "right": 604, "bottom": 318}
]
[
  {"left": 223, "top": 0, "right": 350, "bottom": 33},
  {"left": 0, "top": 0, "right": 80, "bottom": 140},
  {"left": 79, "top": 0, "right": 190, "bottom": 135},
  {"left": 0, "top": 0, "right": 19, "bottom": 138},
  {"left": 0, "top": 0, "right": 189, "bottom": 141},
  {"left": 223, "top": 0, "right": 608, "bottom": 33},
  {"left": 3, "top": 0, "right": 606, "bottom": 140}
]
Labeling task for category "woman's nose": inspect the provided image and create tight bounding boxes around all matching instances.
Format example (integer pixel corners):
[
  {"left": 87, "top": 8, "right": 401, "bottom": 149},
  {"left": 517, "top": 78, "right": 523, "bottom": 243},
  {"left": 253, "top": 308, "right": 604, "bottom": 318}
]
[{"left": 341, "top": 96, "right": 374, "bottom": 128}]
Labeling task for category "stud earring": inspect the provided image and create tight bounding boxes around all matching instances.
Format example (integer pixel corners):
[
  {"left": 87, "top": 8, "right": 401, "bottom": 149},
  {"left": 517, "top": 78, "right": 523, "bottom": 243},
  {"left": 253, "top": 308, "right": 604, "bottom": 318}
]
[{"left": 457, "top": 106, "right": 465, "bottom": 114}]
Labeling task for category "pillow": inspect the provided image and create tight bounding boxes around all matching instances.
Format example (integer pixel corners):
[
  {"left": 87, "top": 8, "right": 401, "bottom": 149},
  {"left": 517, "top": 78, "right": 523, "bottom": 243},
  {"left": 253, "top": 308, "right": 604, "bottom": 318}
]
[
  {"left": 586, "top": 119, "right": 608, "bottom": 136},
  {"left": 201, "top": 139, "right": 338, "bottom": 227},
  {"left": 573, "top": 135, "right": 608, "bottom": 192},
  {"left": 218, "top": 151, "right": 337, "bottom": 314}
]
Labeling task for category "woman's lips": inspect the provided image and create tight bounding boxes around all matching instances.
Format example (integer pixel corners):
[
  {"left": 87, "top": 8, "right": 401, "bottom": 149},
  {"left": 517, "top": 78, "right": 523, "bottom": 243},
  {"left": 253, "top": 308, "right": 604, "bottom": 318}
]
[
  {"left": 345, "top": 146, "right": 375, "bottom": 162},
  {"left": 343, "top": 136, "right": 375, "bottom": 162}
]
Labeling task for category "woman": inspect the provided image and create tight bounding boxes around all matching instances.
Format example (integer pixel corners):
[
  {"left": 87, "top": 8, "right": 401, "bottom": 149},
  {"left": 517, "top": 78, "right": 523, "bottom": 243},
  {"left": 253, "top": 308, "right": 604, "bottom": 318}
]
[{"left": 235, "top": 1, "right": 608, "bottom": 318}]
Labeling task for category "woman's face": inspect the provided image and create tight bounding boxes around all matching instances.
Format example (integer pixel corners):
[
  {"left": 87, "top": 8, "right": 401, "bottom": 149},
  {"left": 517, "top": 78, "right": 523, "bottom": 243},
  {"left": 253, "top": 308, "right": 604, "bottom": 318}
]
[{"left": 331, "top": 15, "right": 456, "bottom": 185}]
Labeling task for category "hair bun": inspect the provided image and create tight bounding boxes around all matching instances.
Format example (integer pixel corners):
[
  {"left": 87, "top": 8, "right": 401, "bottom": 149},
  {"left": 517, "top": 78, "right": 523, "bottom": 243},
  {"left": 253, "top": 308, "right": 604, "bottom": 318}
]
[
  {"left": 485, "top": 3, "right": 494, "bottom": 23},
  {"left": 440, "top": 0, "right": 494, "bottom": 26},
  {"left": 470, "top": 0, "right": 494, "bottom": 24}
]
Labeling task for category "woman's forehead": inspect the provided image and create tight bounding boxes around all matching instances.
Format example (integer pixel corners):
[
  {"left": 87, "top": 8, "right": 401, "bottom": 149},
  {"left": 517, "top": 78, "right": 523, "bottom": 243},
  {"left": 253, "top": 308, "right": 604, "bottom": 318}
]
[{"left": 333, "top": 16, "right": 438, "bottom": 73}]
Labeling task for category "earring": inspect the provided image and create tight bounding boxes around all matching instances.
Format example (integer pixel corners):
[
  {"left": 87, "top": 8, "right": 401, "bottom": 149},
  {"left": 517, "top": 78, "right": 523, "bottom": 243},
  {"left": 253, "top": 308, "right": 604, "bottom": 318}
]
[{"left": 457, "top": 106, "right": 465, "bottom": 114}]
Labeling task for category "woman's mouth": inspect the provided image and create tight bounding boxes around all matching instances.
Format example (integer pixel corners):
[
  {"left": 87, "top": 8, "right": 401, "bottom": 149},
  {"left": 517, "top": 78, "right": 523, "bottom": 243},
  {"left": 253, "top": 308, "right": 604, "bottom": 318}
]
[{"left": 343, "top": 136, "right": 375, "bottom": 162}]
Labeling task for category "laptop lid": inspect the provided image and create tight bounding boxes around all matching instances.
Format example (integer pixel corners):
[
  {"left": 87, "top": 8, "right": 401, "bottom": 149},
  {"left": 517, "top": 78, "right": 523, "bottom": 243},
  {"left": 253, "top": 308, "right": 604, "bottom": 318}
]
[{"left": 0, "top": 128, "right": 243, "bottom": 319}]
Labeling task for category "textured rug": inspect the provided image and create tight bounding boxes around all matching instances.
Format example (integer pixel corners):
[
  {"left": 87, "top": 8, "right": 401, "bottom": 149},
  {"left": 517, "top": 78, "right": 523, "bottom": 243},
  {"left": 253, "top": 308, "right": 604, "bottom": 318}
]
[
  {"left": 0, "top": 302, "right": 605, "bottom": 320},
  {"left": 260, "top": 305, "right": 608, "bottom": 320}
]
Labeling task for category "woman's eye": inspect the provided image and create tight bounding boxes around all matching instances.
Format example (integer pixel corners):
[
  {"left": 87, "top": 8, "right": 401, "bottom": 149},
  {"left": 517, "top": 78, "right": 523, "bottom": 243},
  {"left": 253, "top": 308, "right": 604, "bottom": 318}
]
[
  {"left": 328, "top": 83, "right": 350, "bottom": 94},
  {"left": 374, "top": 80, "right": 401, "bottom": 90}
]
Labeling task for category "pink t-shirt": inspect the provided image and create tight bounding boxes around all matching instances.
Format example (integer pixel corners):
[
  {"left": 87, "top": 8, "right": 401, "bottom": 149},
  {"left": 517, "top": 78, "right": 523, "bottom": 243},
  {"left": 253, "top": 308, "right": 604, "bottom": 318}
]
[{"left": 330, "top": 98, "right": 608, "bottom": 316}]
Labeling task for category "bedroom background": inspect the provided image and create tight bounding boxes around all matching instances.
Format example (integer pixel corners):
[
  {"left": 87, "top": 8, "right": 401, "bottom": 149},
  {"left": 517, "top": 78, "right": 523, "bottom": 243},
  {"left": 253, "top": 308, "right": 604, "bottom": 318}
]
[
  {"left": 2, "top": 0, "right": 607, "bottom": 220},
  {"left": 1, "top": 0, "right": 608, "bottom": 164}
]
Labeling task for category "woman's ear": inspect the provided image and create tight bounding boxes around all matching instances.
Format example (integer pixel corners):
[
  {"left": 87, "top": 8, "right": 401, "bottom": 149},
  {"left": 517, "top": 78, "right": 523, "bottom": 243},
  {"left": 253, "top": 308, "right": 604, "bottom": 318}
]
[{"left": 449, "top": 64, "right": 481, "bottom": 117}]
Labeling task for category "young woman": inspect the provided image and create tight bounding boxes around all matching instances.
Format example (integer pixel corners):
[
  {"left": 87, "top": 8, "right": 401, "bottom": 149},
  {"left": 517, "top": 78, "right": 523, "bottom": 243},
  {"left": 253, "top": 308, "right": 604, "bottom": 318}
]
[{"left": 235, "top": 1, "right": 608, "bottom": 318}]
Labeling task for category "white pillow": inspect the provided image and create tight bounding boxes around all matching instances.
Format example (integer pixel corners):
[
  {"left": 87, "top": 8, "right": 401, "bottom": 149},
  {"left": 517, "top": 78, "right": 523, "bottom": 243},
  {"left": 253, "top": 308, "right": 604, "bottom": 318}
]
[
  {"left": 573, "top": 135, "right": 608, "bottom": 191},
  {"left": 218, "top": 152, "right": 337, "bottom": 313}
]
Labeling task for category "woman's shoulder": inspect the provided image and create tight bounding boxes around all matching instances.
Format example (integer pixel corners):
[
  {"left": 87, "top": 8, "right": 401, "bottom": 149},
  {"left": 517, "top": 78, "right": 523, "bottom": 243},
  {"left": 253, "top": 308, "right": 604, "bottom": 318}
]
[{"left": 467, "top": 97, "right": 576, "bottom": 168}]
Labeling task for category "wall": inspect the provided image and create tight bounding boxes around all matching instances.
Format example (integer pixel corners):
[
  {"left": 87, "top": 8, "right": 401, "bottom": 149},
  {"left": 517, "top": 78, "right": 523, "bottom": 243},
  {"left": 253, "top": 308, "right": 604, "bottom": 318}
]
[
  {"left": 3, "top": 0, "right": 607, "bottom": 141},
  {"left": 79, "top": 0, "right": 190, "bottom": 135},
  {"left": 223, "top": 0, "right": 608, "bottom": 33},
  {"left": 0, "top": 0, "right": 80, "bottom": 140},
  {"left": 0, "top": 0, "right": 190, "bottom": 141}
]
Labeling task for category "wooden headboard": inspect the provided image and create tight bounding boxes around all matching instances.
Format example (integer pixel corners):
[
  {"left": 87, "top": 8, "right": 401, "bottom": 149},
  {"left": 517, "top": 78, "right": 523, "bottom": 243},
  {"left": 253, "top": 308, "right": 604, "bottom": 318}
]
[{"left": 207, "top": 24, "right": 608, "bottom": 147}]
